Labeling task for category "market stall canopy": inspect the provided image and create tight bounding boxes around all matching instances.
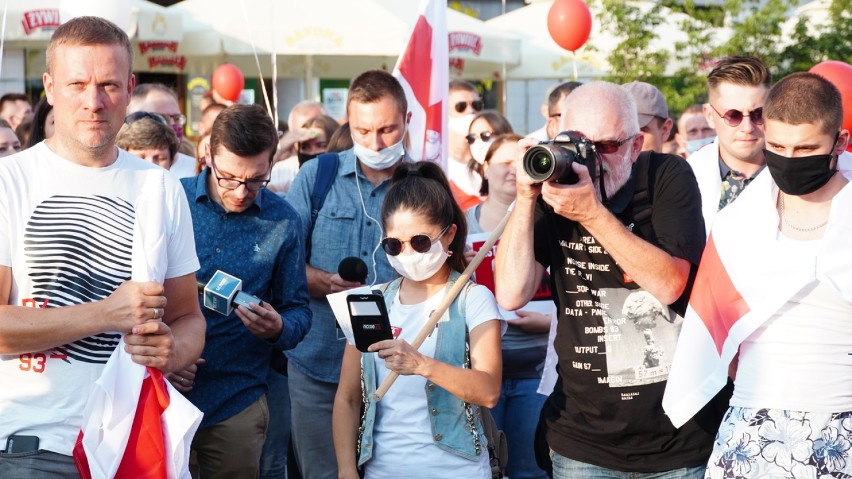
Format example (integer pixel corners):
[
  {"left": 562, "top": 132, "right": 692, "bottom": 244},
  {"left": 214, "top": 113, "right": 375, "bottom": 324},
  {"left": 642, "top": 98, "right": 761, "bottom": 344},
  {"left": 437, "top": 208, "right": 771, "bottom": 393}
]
[{"left": 169, "top": 0, "right": 521, "bottom": 79}]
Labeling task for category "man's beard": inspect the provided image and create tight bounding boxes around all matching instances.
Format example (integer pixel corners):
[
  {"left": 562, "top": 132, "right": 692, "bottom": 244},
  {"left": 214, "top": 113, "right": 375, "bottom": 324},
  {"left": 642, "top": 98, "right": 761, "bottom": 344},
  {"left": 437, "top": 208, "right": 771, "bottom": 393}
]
[{"left": 594, "top": 143, "right": 634, "bottom": 200}]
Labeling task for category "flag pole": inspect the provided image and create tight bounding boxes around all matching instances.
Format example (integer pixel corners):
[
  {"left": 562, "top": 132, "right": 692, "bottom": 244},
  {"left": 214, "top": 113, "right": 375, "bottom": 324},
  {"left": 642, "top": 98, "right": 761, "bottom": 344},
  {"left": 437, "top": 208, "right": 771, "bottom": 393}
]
[{"left": 374, "top": 207, "right": 512, "bottom": 401}]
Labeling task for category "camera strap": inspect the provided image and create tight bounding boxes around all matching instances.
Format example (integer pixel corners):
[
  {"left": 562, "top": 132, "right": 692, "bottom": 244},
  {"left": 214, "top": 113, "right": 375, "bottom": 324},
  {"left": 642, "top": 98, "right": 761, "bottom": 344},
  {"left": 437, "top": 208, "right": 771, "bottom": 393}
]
[{"left": 629, "top": 151, "right": 655, "bottom": 242}]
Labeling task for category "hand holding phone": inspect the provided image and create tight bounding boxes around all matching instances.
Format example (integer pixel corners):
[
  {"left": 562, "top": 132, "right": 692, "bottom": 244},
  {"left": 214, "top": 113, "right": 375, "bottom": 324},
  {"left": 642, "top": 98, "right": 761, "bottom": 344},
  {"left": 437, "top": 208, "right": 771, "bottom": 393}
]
[{"left": 347, "top": 293, "right": 393, "bottom": 352}]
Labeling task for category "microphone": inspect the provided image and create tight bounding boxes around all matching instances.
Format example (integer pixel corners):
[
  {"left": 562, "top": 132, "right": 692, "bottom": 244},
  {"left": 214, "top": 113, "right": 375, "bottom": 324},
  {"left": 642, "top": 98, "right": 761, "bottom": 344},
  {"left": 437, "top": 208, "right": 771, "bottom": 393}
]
[
  {"left": 200, "top": 270, "right": 261, "bottom": 316},
  {"left": 338, "top": 257, "right": 368, "bottom": 284}
]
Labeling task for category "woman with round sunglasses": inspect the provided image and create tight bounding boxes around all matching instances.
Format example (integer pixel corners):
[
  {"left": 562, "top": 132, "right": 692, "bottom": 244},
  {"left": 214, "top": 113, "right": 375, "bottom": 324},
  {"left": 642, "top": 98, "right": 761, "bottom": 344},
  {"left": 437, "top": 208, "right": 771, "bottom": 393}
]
[
  {"left": 465, "top": 134, "right": 552, "bottom": 479},
  {"left": 453, "top": 110, "right": 514, "bottom": 212},
  {"left": 334, "top": 161, "right": 502, "bottom": 479}
]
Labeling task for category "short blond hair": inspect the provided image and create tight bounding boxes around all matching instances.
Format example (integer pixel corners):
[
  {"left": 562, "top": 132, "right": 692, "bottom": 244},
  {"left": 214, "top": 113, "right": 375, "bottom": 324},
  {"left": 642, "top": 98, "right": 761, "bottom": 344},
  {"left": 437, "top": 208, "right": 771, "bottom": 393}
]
[{"left": 47, "top": 16, "right": 132, "bottom": 76}]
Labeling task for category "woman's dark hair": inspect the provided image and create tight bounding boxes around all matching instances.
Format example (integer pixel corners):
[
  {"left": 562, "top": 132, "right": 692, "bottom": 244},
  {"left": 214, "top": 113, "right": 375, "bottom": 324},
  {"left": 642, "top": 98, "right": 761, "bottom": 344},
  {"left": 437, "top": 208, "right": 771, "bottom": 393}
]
[
  {"left": 467, "top": 110, "right": 513, "bottom": 181},
  {"left": 301, "top": 114, "right": 340, "bottom": 147},
  {"left": 26, "top": 97, "right": 53, "bottom": 148},
  {"left": 327, "top": 122, "right": 353, "bottom": 153},
  {"left": 382, "top": 161, "right": 468, "bottom": 273},
  {"left": 479, "top": 133, "right": 524, "bottom": 196}
]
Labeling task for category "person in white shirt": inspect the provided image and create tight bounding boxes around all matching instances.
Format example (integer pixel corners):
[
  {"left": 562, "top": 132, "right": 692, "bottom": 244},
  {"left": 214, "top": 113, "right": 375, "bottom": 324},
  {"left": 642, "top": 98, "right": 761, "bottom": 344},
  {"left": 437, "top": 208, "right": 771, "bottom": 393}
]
[
  {"left": 0, "top": 16, "right": 205, "bottom": 476},
  {"left": 687, "top": 56, "right": 771, "bottom": 235},
  {"left": 671, "top": 71, "right": 852, "bottom": 479}
]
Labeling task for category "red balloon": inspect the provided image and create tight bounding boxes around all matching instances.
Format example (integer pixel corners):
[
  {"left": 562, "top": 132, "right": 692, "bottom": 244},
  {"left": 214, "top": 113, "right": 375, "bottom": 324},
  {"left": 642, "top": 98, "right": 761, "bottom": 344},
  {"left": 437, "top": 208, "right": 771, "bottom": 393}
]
[
  {"left": 809, "top": 60, "right": 852, "bottom": 151},
  {"left": 211, "top": 63, "right": 245, "bottom": 103},
  {"left": 547, "top": 0, "right": 593, "bottom": 52}
]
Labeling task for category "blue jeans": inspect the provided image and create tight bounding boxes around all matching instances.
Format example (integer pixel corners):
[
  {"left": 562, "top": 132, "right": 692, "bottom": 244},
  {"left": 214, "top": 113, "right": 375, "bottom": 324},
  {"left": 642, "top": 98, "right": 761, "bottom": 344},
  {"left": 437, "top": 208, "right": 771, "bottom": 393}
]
[
  {"left": 490, "top": 378, "right": 548, "bottom": 479},
  {"left": 288, "top": 362, "right": 338, "bottom": 479},
  {"left": 260, "top": 370, "right": 290, "bottom": 479},
  {"left": 550, "top": 451, "right": 705, "bottom": 479}
]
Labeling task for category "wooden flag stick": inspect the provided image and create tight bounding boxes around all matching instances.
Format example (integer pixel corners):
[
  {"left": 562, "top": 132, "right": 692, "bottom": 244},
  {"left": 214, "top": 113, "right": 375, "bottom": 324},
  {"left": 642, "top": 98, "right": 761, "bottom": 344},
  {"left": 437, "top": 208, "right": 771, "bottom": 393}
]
[{"left": 374, "top": 207, "right": 513, "bottom": 401}]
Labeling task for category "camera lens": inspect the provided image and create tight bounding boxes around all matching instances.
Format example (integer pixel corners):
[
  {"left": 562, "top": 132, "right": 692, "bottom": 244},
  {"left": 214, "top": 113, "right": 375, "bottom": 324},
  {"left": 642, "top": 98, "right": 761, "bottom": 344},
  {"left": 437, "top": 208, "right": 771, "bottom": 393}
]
[{"left": 530, "top": 151, "right": 552, "bottom": 175}]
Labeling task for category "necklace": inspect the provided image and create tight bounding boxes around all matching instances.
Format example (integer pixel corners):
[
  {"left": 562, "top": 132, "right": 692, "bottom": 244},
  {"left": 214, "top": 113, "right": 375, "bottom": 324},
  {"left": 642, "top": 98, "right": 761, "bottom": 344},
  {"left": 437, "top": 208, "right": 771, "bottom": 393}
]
[{"left": 779, "top": 193, "right": 828, "bottom": 232}]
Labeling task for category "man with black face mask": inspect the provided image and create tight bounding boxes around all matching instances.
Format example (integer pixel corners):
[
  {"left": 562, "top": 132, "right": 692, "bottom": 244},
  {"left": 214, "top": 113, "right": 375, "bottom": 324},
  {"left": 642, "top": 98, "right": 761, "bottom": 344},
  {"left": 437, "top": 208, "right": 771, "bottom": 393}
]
[{"left": 663, "top": 72, "right": 852, "bottom": 478}]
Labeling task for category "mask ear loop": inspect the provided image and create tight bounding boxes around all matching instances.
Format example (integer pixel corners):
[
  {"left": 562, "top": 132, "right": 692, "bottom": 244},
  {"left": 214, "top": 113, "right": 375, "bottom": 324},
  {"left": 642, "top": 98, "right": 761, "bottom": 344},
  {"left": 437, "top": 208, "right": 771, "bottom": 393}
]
[{"left": 354, "top": 161, "right": 383, "bottom": 288}]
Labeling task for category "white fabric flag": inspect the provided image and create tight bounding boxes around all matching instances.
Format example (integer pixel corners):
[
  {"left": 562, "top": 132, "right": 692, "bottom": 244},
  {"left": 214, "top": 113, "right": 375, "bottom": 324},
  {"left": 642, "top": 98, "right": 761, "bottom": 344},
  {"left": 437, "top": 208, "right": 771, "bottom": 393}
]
[
  {"left": 77, "top": 169, "right": 202, "bottom": 479},
  {"left": 393, "top": 0, "right": 449, "bottom": 169},
  {"left": 663, "top": 167, "right": 852, "bottom": 428}
]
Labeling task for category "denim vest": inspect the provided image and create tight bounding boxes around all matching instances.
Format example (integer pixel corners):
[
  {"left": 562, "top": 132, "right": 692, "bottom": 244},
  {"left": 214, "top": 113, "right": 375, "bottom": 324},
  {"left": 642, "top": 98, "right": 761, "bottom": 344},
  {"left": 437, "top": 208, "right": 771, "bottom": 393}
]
[{"left": 357, "top": 271, "right": 487, "bottom": 467}]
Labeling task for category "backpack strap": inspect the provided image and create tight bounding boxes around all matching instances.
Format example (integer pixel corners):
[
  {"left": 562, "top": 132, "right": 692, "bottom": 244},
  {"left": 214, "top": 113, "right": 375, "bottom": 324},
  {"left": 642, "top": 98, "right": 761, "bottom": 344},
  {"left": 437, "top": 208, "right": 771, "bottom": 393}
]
[
  {"left": 630, "top": 151, "right": 655, "bottom": 242},
  {"left": 306, "top": 152, "right": 340, "bottom": 261}
]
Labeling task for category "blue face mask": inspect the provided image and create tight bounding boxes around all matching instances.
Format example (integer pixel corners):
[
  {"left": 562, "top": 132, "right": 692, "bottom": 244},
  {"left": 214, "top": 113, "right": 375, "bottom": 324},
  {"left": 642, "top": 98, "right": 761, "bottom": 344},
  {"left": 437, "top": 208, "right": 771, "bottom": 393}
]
[{"left": 686, "top": 136, "right": 715, "bottom": 154}]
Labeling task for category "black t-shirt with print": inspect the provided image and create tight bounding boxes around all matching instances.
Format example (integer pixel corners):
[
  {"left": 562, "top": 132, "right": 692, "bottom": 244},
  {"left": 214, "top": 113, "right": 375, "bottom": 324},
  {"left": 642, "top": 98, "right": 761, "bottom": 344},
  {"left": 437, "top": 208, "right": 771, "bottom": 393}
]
[{"left": 534, "top": 152, "right": 728, "bottom": 472}]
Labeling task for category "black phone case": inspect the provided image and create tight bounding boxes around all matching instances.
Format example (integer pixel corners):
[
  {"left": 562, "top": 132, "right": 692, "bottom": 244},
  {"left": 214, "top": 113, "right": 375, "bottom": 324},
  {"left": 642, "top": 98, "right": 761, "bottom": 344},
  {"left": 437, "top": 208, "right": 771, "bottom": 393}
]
[
  {"left": 348, "top": 294, "right": 393, "bottom": 352},
  {"left": 6, "top": 435, "right": 39, "bottom": 453}
]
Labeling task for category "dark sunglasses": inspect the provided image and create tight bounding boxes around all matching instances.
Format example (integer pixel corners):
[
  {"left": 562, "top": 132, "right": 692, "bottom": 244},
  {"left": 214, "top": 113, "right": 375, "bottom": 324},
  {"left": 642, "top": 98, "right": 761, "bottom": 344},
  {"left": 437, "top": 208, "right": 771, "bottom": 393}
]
[
  {"left": 465, "top": 131, "right": 494, "bottom": 144},
  {"left": 381, "top": 225, "right": 450, "bottom": 256},
  {"left": 453, "top": 100, "right": 484, "bottom": 114},
  {"left": 125, "top": 111, "right": 169, "bottom": 127},
  {"left": 563, "top": 130, "right": 631, "bottom": 155},
  {"left": 708, "top": 104, "right": 764, "bottom": 127}
]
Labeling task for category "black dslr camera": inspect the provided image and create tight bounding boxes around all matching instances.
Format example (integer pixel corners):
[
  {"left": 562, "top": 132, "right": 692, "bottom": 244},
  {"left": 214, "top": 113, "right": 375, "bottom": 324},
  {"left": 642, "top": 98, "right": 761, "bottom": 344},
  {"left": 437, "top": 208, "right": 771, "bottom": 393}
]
[{"left": 522, "top": 130, "right": 596, "bottom": 184}]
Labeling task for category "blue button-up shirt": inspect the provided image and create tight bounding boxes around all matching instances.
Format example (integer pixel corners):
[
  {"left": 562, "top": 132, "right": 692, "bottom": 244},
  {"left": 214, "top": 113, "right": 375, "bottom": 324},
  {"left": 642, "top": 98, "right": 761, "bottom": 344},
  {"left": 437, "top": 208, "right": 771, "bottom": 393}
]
[
  {"left": 181, "top": 169, "right": 311, "bottom": 427},
  {"left": 285, "top": 148, "right": 398, "bottom": 383}
]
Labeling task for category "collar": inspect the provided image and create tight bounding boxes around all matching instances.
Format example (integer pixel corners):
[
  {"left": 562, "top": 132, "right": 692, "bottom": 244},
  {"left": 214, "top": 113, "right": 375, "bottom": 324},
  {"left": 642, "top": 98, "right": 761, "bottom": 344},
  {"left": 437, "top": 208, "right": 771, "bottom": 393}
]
[
  {"left": 718, "top": 157, "right": 764, "bottom": 181},
  {"left": 193, "top": 167, "right": 264, "bottom": 212}
]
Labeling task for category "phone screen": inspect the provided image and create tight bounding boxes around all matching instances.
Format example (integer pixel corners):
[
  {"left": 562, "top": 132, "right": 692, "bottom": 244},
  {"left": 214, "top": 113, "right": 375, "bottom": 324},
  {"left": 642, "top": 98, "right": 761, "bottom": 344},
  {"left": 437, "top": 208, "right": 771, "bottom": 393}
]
[{"left": 347, "top": 294, "right": 393, "bottom": 352}]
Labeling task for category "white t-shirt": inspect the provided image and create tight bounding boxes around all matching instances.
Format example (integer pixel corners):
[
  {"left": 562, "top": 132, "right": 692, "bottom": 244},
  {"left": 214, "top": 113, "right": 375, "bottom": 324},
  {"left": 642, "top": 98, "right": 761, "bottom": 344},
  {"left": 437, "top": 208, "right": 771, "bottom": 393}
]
[
  {"left": 366, "top": 284, "right": 499, "bottom": 479},
  {"left": 447, "top": 157, "right": 482, "bottom": 197},
  {"left": 168, "top": 152, "right": 198, "bottom": 179},
  {"left": 0, "top": 143, "right": 199, "bottom": 455},
  {"left": 733, "top": 242, "right": 852, "bottom": 414},
  {"left": 268, "top": 155, "right": 299, "bottom": 193}
]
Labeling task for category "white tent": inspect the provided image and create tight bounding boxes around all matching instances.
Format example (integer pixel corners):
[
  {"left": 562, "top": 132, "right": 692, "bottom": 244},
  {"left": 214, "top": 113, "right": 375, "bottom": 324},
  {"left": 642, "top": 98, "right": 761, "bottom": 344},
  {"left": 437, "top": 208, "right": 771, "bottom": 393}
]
[{"left": 169, "top": 0, "right": 521, "bottom": 81}]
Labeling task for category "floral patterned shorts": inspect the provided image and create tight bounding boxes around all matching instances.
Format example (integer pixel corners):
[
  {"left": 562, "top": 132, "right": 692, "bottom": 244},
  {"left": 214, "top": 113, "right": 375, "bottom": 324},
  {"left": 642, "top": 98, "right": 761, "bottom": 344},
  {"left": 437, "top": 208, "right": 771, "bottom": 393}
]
[{"left": 705, "top": 406, "right": 852, "bottom": 479}]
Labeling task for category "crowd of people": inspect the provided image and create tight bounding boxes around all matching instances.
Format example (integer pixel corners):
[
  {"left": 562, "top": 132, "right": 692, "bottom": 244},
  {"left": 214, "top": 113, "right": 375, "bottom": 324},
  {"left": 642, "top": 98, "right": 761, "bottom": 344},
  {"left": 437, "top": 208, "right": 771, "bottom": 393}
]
[{"left": 0, "top": 14, "right": 849, "bottom": 479}]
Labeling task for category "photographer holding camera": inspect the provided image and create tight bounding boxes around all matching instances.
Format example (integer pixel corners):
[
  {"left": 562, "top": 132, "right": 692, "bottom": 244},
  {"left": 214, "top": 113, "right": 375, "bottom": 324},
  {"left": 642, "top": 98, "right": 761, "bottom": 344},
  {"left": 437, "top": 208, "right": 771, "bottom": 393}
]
[{"left": 495, "top": 82, "right": 727, "bottom": 477}]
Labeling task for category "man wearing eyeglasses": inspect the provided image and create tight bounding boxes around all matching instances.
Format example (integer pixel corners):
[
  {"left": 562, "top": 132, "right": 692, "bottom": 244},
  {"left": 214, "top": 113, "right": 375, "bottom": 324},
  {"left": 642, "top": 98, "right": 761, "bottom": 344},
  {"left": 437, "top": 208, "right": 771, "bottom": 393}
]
[
  {"left": 128, "top": 83, "right": 198, "bottom": 179},
  {"left": 495, "top": 82, "right": 725, "bottom": 478},
  {"left": 174, "top": 104, "right": 311, "bottom": 478},
  {"left": 688, "top": 56, "right": 771, "bottom": 235}
]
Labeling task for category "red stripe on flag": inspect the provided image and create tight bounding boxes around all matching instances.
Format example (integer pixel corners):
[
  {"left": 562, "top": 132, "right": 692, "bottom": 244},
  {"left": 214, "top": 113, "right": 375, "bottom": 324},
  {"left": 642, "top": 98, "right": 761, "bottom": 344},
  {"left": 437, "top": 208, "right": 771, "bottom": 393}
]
[
  {"left": 690, "top": 235, "right": 750, "bottom": 354},
  {"left": 116, "top": 367, "right": 170, "bottom": 479},
  {"left": 397, "top": 16, "right": 433, "bottom": 112}
]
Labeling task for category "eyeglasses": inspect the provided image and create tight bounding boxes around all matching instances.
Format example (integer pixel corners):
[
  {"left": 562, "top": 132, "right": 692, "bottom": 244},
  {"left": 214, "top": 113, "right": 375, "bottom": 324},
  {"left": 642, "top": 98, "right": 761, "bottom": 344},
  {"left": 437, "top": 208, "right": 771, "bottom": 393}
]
[
  {"left": 465, "top": 131, "right": 494, "bottom": 144},
  {"left": 592, "top": 137, "right": 632, "bottom": 154},
  {"left": 453, "top": 100, "right": 484, "bottom": 114},
  {"left": 708, "top": 104, "right": 764, "bottom": 127},
  {"left": 162, "top": 113, "right": 187, "bottom": 127},
  {"left": 381, "top": 225, "right": 450, "bottom": 256},
  {"left": 125, "top": 111, "right": 169, "bottom": 127},
  {"left": 210, "top": 157, "right": 270, "bottom": 191}
]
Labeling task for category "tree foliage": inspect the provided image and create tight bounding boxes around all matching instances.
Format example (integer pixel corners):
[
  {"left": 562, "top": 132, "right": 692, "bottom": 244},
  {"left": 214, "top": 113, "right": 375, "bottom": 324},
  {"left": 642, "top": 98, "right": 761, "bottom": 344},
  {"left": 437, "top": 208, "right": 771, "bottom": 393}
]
[{"left": 595, "top": 0, "right": 852, "bottom": 118}]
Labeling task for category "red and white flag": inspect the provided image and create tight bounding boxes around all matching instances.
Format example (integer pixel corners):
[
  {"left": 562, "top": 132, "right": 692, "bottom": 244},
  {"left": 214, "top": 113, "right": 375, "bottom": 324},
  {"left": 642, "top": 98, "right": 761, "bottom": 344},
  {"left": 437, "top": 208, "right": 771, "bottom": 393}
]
[
  {"left": 393, "top": 0, "right": 449, "bottom": 170},
  {"left": 663, "top": 168, "right": 852, "bottom": 428},
  {"left": 73, "top": 170, "right": 202, "bottom": 478}
]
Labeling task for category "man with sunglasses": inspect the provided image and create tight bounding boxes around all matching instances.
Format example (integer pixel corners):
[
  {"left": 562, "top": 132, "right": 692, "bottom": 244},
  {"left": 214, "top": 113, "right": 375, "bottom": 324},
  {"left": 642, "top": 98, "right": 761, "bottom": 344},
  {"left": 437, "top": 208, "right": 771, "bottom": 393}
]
[
  {"left": 128, "top": 82, "right": 197, "bottom": 179},
  {"left": 496, "top": 81, "right": 724, "bottom": 478},
  {"left": 447, "top": 80, "right": 485, "bottom": 205},
  {"left": 174, "top": 104, "right": 310, "bottom": 478},
  {"left": 688, "top": 56, "right": 771, "bottom": 235}
]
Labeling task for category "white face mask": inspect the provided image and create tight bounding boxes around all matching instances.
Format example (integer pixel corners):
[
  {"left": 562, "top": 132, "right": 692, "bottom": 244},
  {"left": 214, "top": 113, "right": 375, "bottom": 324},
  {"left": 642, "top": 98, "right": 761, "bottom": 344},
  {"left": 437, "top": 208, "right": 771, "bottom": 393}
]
[
  {"left": 352, "top": 135, "right": 405, "bottom": 171},
  {"left": 448, "top": 114, "right": 475, "bottom": 136},
  {"left": 386, "top": 236, "right": 449, "bottom": 282},
  {"left": 686, "top": 136, "right": 715, "bottom": 154},
  {"left": 469, "top": 139, "right": 493, "bottom": 164}
]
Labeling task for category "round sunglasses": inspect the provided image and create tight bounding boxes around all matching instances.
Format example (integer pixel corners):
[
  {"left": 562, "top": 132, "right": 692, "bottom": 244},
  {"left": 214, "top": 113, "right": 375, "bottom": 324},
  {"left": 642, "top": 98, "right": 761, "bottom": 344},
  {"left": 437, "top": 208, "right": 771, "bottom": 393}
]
[
  {"left": 453, "top": 100, "right": 484, "bottom": 114},
  {"left": 381, "top": 225, "right": 450, "bottom": 256},
  {"left": 708, "top": 105, "right": 764, "bottom": 127},
  {"left": 465, "top": 131, "right": 494, "bottom": 144}
]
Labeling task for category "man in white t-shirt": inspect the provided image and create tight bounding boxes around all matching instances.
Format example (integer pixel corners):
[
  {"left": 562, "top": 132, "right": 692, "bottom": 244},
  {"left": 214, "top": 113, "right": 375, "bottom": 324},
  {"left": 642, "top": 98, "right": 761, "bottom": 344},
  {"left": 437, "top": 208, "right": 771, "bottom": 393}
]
[
  {"left": 0, "top": 17, "right": 205, "bottom": 476},
  {"left": 127, "top": 82, "right": 197, "bottom": 179}
]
